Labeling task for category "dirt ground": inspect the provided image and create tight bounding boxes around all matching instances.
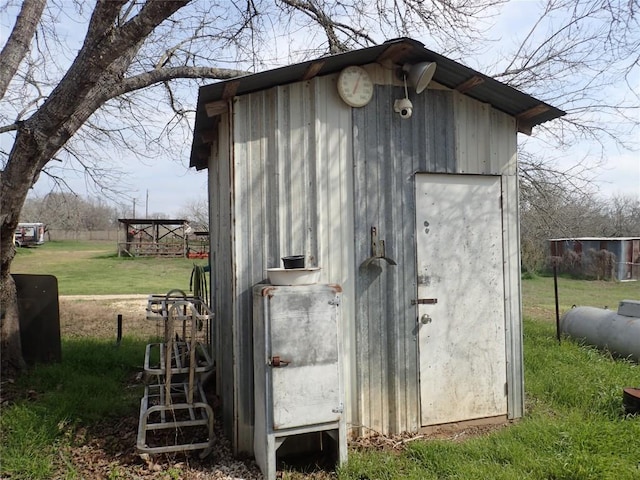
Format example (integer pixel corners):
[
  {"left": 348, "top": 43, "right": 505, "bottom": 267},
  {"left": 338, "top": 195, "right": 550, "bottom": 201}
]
[
  {"left": 55, "top": 296, "right": 341, "bottom": 479},
  {"left": 53, "top": 296, "right": 263, "bottom": 479},
  {"left": 47, "top": 297, "right": 506, "bottom": 479},
  {"left": 59, "top": 294, "right": 159, "bottom": 340}
]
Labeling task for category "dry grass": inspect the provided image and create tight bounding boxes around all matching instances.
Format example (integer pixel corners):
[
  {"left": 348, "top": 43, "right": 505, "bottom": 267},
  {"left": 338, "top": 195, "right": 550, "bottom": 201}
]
[{"left": 59, "top": 295, "right": 162, "bottom": 340}]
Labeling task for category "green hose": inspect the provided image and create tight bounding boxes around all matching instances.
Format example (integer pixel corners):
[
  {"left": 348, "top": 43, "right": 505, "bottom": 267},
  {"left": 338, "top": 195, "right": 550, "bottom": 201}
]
[{"left": 190, "top": 264, "right": 209, "bottom": 306}]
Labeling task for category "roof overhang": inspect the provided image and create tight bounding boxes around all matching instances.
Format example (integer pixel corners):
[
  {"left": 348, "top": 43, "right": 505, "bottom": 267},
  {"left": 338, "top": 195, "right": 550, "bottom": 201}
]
[
  {"left": 190, "top": 37, "right": 565, "bottom": 170},
  {"left": 549, "top": 237, "right": 640, "bottom": 242}
]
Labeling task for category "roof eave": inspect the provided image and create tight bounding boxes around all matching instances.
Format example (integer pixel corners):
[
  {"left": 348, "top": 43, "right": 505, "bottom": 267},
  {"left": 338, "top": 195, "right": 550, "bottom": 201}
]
[{"left": 189, "top": 37, "right": 565, "bottom": 169}]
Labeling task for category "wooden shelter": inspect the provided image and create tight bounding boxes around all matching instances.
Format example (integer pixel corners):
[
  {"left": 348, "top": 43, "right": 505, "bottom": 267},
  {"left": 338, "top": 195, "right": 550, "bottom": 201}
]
[{"left": 118, "top": 218, "right": 190, "bottom": 257}]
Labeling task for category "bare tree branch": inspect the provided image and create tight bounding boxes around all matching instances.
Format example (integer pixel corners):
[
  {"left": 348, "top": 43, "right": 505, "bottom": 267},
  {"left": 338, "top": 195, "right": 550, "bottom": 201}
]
[
  {"left": 0, "top": 0, "right": 46, "bottom": 99},
  {"left": 116, "top": 65, "right": 250, "bottom": 96}
]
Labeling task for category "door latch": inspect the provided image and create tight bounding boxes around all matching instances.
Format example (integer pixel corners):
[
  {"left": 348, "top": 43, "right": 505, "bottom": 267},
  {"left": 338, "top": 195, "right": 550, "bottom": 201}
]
[
  {"left": 412, "top": 298, "right": 438, "bottom": 305},
  {"left": 268, "top": 356, "right": 291, "bottom": 367}
]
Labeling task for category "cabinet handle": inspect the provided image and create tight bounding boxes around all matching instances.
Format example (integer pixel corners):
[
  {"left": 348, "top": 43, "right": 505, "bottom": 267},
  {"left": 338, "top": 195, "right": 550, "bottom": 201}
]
[{"left": 269, "top": 356, "right": 291, "bottom": 367}]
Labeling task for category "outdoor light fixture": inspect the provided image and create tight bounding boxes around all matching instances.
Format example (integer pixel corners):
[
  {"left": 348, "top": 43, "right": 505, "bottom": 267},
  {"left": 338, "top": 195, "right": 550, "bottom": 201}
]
[
  {"left": 394, "top": 62, "right": 437, "bottom": 119},
  {"left": 404, "top": 62, "right": 437, "bottom": 94}
]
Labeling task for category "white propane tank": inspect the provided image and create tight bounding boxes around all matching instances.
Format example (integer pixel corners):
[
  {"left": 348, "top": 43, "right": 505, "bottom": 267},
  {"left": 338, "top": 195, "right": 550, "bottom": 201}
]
[{"left": 560, "top": 299, "right": 640, "bottom": 362}]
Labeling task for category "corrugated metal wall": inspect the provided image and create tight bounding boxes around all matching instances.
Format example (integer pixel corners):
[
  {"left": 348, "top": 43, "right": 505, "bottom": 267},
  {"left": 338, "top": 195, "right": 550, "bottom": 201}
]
[
  {"left": 208, "top": 66, "right": 522, "bottom": 454},
  {"left": 207, "top": 112, "right": 236, "bottom": 443},
  {"left": 351, "top": 86, "right": 457, "bottom": 435},
  {"left": 351, "top": 85, "right": 521, "bottom": 433},
  {"left": 218, "top": 75, "right": 356, "bottom": 454}
]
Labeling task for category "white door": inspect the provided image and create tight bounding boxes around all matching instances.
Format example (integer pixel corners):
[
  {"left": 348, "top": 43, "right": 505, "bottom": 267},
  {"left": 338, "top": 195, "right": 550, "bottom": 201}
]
[{"left": 415, "top": 173, "right": 507, "bottom": 426}]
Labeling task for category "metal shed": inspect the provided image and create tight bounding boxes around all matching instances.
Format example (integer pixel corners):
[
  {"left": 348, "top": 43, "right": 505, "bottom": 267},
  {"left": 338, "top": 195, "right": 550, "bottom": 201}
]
[
  {"left": 550, "top": 237, "right": 640, "bottom": 281},
  {"left": 189, "top": 37, "right": 565, "bottom": 455}
]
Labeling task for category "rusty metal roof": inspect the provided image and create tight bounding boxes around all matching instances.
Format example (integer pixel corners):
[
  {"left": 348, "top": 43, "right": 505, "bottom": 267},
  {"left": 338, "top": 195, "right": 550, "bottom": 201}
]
[{"left": 190, "top": 37, "right": 565, "bottom": 169}]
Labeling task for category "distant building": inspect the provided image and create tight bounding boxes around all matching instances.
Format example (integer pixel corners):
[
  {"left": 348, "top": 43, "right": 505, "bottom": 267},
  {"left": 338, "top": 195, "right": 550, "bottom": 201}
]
[
  {"left": 117, "top": 218, "right": 191, "bottom": 257},
  {"left": 549, "top": 237, "right": 640, "bottom": 281}
]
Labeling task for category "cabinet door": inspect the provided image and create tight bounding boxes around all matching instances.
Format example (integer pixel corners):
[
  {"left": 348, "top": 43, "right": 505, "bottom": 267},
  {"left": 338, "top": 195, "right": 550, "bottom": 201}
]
[{"left": 267, "top": 287, "right": 341, "bottom": 430}]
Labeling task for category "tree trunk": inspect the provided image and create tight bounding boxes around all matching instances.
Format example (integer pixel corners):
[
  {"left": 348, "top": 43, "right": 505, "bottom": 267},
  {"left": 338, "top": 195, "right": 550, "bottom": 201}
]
[
  {"left": 0, "top": 129, "right": 44, "bottom": 376},
  {"left": 0, "top": 0, "right": 226, "bottom": 375},
  {"left": 0, "top": 270, "right": 25, "bottom": 376}
]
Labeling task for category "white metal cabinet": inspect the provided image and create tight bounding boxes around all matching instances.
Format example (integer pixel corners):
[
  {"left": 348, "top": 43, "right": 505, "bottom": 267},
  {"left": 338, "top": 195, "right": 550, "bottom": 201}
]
[{"left": 253, "top": 284, "right": 347, "bottom": 480}]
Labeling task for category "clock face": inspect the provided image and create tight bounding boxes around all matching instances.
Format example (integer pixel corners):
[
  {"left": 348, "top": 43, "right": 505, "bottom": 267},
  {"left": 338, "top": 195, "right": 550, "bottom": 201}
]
[{"left": 337, "top": 66, "right": 374, "bottom": 107}]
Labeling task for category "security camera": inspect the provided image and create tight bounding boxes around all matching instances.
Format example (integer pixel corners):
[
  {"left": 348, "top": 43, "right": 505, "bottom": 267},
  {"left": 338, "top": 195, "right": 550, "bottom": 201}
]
[{"left": 394, "top": 98, "right": 413, "bottom": 119}]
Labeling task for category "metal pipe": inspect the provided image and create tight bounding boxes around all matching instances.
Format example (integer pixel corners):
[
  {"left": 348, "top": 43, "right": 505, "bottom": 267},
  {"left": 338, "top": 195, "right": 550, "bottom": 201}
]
[
  {"left": 116, "top": 314, "right": 123, "bottom": 346},
  {"left": 553, "top": 264, "right": 560, "bottom": 343}
]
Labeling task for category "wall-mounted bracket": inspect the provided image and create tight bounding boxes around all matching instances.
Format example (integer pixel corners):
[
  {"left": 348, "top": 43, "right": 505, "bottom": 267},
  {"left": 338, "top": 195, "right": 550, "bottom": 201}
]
[{"left": 362, "top": 226, "right": 397, "bottom": 267}]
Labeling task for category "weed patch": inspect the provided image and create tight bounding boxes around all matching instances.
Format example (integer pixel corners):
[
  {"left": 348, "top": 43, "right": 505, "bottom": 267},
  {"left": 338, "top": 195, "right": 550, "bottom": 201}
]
[{"left": 0, "top": 338, "right": 148, "bottom": 479}]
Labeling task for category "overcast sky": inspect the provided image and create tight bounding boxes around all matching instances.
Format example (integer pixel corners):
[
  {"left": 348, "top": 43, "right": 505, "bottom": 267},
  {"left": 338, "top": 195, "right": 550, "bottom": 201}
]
[{"left": 3, "top": 1, "right": 638, "bottom": 218}]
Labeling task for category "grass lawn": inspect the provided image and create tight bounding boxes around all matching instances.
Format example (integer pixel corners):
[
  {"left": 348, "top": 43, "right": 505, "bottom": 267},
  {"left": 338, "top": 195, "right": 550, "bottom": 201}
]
[
  {"left": 11, "top": 240, "right": 202, "bottom": 294},
  {"left": 2, "top": 242, "right": 639, "bottom": 479},
  {"left": 341, "top": 276, "right": 640, "bottom": 480}
]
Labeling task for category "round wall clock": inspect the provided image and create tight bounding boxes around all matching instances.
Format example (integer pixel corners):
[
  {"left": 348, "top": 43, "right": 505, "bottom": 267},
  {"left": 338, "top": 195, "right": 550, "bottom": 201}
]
[{"left": 337, "top": 66, "right": 374, "bottom": 107}]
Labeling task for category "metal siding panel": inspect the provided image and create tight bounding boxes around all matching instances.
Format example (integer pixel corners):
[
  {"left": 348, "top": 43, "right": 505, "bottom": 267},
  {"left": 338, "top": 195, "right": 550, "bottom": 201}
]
[
  {"left": 233, "top": 94, "right": 264, "bottom": 453},
  {"left": 492, "top": 106, "right": 522, "bottom": 419},
  {"left": 491, "top": 109, "right": 518, "bottom": 175},
  {"left": 353, "top": 91, "right": 389, "bottom": 434},
  {"left": 394, "top": 87, "right": 456, "bottom": 173},
  {"left": 276, "top": 83, "right": 313, "bottom": 258},
  {"left": 454, "top": 92, "right": 520, "bottom": 176},
  {"left": 501, "top": 174, "right": 524, "bottom": 419},
  {"left": 352, "top": 85, "right": 457, "bottom": 435},
  {"left": 227, "top": 76, "right": 354, "bottom": 454},
  {"left": 311, "top": 76, "right": 357, "bottom": 431},
  {"left": 454, "top": 92, "right": 492, "bottom": 174},
  {"left": 234, "top": 90, "right": 294, "bottom": 453},
  {"left": 454, "top": 93, "right": 469, "bottom": 173},
  {"left": 427, "top": 90, "right": 457, "bottom": 173},
  {"left": 209, "top": 112, "right": 236, "bottom": 443}
]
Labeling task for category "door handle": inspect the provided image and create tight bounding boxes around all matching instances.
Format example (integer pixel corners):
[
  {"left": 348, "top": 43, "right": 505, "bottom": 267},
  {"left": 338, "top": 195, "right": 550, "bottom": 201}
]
[
  {"left": 269, "top": 355, "right": 291, "bottom": 367},
  {"left": 419, "top": 314, "right": 432, "bottom": 325}
]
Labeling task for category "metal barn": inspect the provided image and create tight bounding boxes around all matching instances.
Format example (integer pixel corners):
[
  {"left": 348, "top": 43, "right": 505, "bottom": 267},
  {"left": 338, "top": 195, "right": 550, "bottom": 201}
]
[
  {"left": 189, "top": 37, "right": 565, "bottom": 455},
  {"left": 550, "top": 237, "right": 640, "bottom": 281}
]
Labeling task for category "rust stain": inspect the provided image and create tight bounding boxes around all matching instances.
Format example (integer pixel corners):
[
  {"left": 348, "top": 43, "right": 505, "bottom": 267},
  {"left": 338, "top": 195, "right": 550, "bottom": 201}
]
[{"left": 261, "top": 286, "right": 277, "bottom": 298}]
